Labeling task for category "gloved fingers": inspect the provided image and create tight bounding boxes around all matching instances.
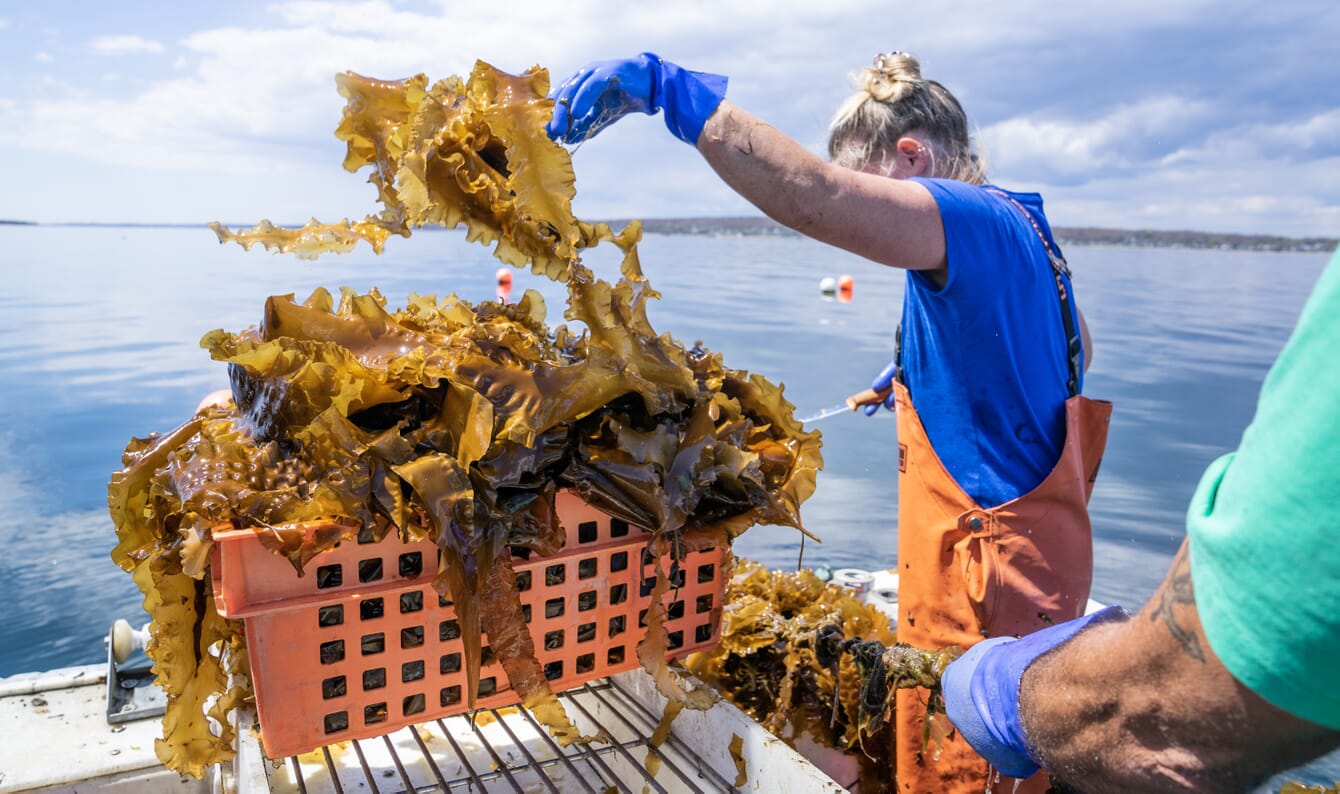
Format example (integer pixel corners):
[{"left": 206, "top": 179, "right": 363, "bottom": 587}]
[
  {"left": 547, "top": 65, "right": 599, "bottom": 142},
  {"left": 550, "top": 57, "right": 660, "bottom": 143},
  {"left": 943, "top": 635, "right": 1016, "bottom": 691},
  {"left": 562, "top": 72, "right": 639, "bottom": 142},
  {"left": 546, "top": 54, "right": 723, "bottom": 146},
  {"left": 941, "top": 636, "right": 1039, "bottom": 778},
  {"left": 564, "top": 65, "right": 619, "bottom": 115},
  {"left": 577, "top": 94, "right": 633, "bottom": 141},
  {"left": 547, "top": 98, "right": 571, "bottom": 142},
  {"left": 870, "top": 358, "right": 900, "bottom": 392},
  {"left": 941, "top": 605, "right": 1131, "bottom": 779},
  {"left": 546, "top": 65, "right": 605, "bottom": 141},
  {"left": 859, "top": 388, "right": 894, "bottom": 415},
  {"left": 549, "top": 64, "right": 595, "bottom": 102}
]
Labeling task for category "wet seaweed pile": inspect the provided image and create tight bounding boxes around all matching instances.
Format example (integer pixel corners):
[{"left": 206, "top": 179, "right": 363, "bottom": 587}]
[
  {"left": 685, "top": 561, "right": 961, "bottom": 781},
  {"left": 684, "top": 561, "right": 895, "bottom": 773},
  {"left": 109, "top": 61, "right": 821, "bottom": 778}
]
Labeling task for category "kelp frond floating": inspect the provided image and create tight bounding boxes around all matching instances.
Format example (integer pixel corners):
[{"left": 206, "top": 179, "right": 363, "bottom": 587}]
[
  {"left": 112, "top": 60, "right": 823, "bottom": 778},
  {"left": 209, "top": 64, "right": 636, "bottom": 281}
]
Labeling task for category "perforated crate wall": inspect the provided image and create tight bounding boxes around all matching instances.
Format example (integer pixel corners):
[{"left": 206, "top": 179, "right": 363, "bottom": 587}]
[{"left": 210, "top": 490, "right": 726, "bottom": 759}]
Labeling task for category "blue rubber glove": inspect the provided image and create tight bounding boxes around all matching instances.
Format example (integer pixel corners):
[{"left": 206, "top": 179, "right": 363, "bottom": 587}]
[
  {"left": 547, "top": 53, "right": 727, "bottom": 146},
  {"left": 941, "top": 605, "right": 1129, "bottom": 778},
  {"left": 863, "top": 359, "right": 899, "bottom": 416}
]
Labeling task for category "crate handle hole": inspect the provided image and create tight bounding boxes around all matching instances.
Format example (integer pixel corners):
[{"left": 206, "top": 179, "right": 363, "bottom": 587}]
[
  {"left": 323, "top": 711, "right": 349, "bottom": 734},
  {"left": 316, "top": 564, "right": 343, "bottom": 589},
  {"left": 358, "top": 558, "right": 384, "bottom": 583}
]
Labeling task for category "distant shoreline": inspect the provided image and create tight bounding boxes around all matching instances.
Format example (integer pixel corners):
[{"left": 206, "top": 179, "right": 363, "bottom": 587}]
[
  {"left": 609, "top": 217, "right": 1339, "bottom": 254},
  {"left": 3, "top": 217, "right": 1335, "bottom": 253}
]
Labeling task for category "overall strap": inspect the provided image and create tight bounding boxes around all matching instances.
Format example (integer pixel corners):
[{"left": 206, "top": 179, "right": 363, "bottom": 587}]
[
  {"left": 893, "top": 190, "right": 1082, "bottom": 398},
  {"left": 894, "top": 322, "right": 905, "bottom": 389},
  {"left": 985, "top": 188, "right": 1082, "bottom": 398}
]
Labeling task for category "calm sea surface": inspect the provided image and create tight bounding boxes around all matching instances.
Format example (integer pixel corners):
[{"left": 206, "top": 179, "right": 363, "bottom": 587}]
[{"left": 1, "top": 224, "right": 1334, "bottom": 786}]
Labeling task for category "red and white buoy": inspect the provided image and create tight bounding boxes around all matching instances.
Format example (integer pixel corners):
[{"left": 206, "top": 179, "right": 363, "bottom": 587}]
[{"left": 837, "top": 274, "right": 853, "bottom": 303}]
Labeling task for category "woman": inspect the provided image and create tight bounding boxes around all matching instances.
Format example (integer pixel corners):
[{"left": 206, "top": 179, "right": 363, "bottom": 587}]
[{"left": 549, "top": 51, "right": 1110, "bottom": 793}]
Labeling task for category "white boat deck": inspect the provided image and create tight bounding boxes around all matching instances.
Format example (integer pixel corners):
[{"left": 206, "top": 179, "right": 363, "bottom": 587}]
[
  {"left": 0, "top": 664, "right": 207, "bottom": 793},
  {"left": 0, "top": 663, "right": 852, "bottom": 793}
]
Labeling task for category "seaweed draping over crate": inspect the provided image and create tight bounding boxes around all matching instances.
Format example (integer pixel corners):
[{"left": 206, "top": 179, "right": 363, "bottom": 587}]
[
  {"left": 211, "top": 491, "right": 728, "bottom": 758},
  {"left": 109, "top": 60, "right": 822, "bottom": 778},
  {"left": 109, "top": 281, "right": 821, "bottom": 774}
]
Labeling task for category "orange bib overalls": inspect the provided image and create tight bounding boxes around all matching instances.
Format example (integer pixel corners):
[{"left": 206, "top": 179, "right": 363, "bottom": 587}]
[{"left": 891, "top": 195, "right": 1112, "bottom": 793}]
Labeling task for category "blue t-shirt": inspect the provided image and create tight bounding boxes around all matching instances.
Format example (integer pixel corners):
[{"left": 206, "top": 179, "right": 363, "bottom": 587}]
[{"left": 898, "top": 178, "right": 1082, "bottom": 507}]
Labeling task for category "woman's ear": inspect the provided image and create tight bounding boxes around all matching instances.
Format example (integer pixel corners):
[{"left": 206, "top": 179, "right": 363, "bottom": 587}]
[{"left": 895, "top": 137, "right": 932, "bottom": 176}]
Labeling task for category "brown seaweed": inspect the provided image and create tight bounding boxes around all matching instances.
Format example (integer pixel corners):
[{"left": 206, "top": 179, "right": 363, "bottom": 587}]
[
  {"left": 818, "top": 631, "right": 962, "bottom": 760},
  {"left": 683, "top": 561, "right": 961, "bottom": 780},
  {"left": 111, "top": 59, "right": 823, "bottom": 777},
  {"left": 684, "top": 561, "right": 897, "bottom": 771},
  {"left": 208, "top": 64, "right": 637, "bottom": 281}
]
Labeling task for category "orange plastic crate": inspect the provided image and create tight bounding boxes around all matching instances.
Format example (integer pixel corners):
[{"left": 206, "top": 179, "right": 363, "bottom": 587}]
[{"left": 210, "top": 490, "right": 726, "bottom": 759}]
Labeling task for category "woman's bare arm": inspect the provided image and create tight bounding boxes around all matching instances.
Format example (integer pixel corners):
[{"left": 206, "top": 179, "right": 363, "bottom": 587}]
[
  {"left": 1018, "top": 540, "right": 1339, "bottom": 792},
  {"left": 696, "top": 100, "right": 947, "bottom": 274}
]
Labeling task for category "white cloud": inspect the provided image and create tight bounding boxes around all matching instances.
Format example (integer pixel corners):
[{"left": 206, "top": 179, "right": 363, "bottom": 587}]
[
  {"left": 10, "top": 26, "right": 367, "bottom": 173},
  {"left": 1212, "top": 108, "right": 1340, "bottom": 160},
  {"left": 5, "top": 2, "right": 868, "bottom": 177},
  {"left": 34, "top": 51, "right": 53, "bottom": 63},
  {"left": 1035, "top": 149, "right": 1340, "bottom": 237},
  {"left": 1148, "top": 107, "right": 1340, "bottom": 173},
  {"left": 982, "top": 96, "right": 1217, "bottom": 180},
  {"left": 89, "top": 35, "right": 166, "bottom": 56},
  {"left": 0, "top": 0, "right": 1334, "bottom": 235},
  {"left": 1278, "top": 108, "right": 1340, "bottom": 152}
]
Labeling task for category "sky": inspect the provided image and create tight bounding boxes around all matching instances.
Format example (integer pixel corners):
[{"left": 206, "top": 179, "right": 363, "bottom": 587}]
[{"left": 0, "top": 0, "right": 1336, "bottom": 236}]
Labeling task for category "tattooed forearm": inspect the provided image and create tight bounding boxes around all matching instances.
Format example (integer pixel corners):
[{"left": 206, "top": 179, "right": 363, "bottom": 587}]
[{"left": 1148, "top": 544, "right": 1205, "bottom": 662}]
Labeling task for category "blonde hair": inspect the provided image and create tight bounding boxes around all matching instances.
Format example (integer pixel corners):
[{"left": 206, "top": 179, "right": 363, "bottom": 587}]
[{"left": 827, "top": 52, "right": 987, "bottom": 184}]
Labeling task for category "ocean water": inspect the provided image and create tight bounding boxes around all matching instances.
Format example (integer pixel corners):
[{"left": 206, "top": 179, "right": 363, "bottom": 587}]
[{"left": 1, "top": 224, "right": 1334, "bottom": 787}]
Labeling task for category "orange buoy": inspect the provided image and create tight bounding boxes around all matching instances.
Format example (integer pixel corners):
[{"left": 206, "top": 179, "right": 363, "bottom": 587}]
[
  {"left": 496, "top": 267, "right": 513, "bottom": 286},
  {"left": 837, "top": 274, "right": 854, "bottom": 291}
]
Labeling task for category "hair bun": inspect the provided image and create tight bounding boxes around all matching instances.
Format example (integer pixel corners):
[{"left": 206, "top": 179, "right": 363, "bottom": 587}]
[{"left": 861, "top": 51, "right": 923, "bottom": 103}]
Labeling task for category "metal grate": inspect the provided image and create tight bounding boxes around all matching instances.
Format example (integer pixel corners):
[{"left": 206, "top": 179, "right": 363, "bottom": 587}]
[{"left": 254, "top": 676, "right": 740, "bottom": 793}]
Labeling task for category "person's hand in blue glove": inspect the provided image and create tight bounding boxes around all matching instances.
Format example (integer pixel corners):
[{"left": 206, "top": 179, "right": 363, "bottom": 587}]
[
  {"left": 844, "top": 358, "right": 899, "bottom": 415},
  {"left": 546, "top": 53, "right": 727, "bottom": 146},
  {"left": 941, "top": 605, "right": 1129, "bottom": 778}
]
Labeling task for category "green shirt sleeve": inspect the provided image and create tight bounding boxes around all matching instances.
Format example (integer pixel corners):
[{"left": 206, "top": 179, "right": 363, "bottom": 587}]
[{"left": 1187, "top": 246, "right": 1340, "bottom": 729}]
